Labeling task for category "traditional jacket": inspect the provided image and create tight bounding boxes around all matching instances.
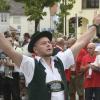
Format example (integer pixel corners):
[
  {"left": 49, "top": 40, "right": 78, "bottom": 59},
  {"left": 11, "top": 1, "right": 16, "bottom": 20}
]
[{"left": 28, "top": 57, "right": 69, "bottom": 100}]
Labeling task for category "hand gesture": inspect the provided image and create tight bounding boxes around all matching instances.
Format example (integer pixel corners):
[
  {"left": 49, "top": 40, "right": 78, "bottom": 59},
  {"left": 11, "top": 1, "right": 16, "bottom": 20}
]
[{"left": 93, "top": 11, "right": 100, "bottom": 25}]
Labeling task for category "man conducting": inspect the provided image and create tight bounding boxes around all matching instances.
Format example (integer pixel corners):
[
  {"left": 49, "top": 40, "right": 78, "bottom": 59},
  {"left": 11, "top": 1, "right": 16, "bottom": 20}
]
[{"left": 0, "top": 12, "right": 100, "bottom": 100}]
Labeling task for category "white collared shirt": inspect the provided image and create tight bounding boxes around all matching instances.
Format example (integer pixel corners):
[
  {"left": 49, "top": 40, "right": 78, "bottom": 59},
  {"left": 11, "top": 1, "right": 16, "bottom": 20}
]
[
  {"left": 91, "top": 55, "right": 100, "bottom": 66},
  {"left": 20, "top": 48, "right": 75, "bottom": 100}
]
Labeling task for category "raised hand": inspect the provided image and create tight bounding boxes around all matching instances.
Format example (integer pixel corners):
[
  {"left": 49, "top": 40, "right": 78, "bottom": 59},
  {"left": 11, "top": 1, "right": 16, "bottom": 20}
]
[
  {"left": 93, "top": 11, "right": 100, "bottom": 25},
  {"left": 93, "top": 11, "right": 100, "bottom": 38}
]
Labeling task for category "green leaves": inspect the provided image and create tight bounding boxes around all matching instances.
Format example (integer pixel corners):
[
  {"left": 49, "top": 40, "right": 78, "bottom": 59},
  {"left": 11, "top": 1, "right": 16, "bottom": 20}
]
[
  {"left": 15, "top": 0, "right": 75, "bottom": 32},
  {"left": 56, "top": 0, "right": 75, "bottom": 33},
  {"left": 14, "top": 0, "right": 24, "bottom": 2},
  {"left": 59, "top": 0, "right": 75, "bottom": 17},
  {"left": 24, "top": 0, "right": 60, "bottom": 21},
  {"left": 25, "top": 5, "right": 44, "bottom": 20},
  {"left": 23, "top": 0, "right": 61, "bottom": 31},
  {"left": 0, "top": 0, "right": 10, "bottom": 11},
  {"left": 23, "top": 0, "right": 75, "bottom": 21}
]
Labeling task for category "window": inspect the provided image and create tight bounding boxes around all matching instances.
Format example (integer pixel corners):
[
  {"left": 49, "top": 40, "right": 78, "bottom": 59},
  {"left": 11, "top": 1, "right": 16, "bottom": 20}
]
[
  {"left": 82, "top": 0, "right": 99, "bottom": 9},
  {"left": 87, "top": 0, "right": 99, "bottom": 8},
  {"left": 1, "top": 13, "right": 7, "bottom": 22}
]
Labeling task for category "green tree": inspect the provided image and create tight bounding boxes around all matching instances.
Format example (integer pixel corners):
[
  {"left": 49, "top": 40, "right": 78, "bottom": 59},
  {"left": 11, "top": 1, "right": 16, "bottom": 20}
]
[
  {"left": 56, "top": 0, "right": 75, "bottom": 34},
  {"left": 0, "top": 0, "right": 10, "bottom": 11},
  {"left": 14, "top": 0, "right": 24, "bottom": 2},
  {"left": 13, "top": 0, "right": 75, "bottom": 33},
  {"left": 24, "top": 0, "right": 60, "bottom": 32}
]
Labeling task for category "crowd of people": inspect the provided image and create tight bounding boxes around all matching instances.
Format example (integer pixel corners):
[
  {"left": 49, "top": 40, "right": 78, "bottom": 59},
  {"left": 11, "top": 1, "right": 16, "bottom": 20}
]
[
  {"left": 0, "top": 32, "right": 30, "bottom": 100},
  {"left": 0, "top": 12, "right": 100, "bottom": 100}
]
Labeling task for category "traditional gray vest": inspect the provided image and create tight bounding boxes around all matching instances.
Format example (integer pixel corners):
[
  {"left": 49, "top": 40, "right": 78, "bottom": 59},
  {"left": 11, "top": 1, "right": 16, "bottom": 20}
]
[{"left": 28, "top": 57, "right": 69, "bottom": 100}]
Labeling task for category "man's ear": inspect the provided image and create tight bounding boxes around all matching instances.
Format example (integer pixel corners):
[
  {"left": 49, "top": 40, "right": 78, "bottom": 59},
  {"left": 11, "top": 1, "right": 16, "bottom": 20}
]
[{"left": 33, "top": 46, "right": 37, "bottom": 54}]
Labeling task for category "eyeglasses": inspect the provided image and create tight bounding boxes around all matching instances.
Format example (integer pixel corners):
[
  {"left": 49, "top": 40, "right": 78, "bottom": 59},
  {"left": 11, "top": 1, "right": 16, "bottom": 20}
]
[
  {"left": 87, "top": 48, "right": 93, "bottom": 49},
  {"left": 87, "top": 47, "right": 95, "bottom": 50}
]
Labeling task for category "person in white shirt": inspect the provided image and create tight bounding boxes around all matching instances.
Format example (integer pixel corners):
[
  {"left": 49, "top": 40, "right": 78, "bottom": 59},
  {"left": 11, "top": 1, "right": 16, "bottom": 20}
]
[
  {"left": 92, "top": 46, "right": 100, "bottom": 67},
  {"left": 0, "top": 12, "right": 100, "bottom": 100},
  {"left": 88, "top": 46, "right": 100, "bottom": 77},
  {"left": 22, "top": 33, "right": 31, "bottom": 56}
]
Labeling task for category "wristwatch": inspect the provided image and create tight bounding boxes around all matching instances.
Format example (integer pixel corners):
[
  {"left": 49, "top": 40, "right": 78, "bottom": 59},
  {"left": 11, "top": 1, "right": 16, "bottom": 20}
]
[{"left": 90, "top": 24, "right": 100, "bottom": 38}]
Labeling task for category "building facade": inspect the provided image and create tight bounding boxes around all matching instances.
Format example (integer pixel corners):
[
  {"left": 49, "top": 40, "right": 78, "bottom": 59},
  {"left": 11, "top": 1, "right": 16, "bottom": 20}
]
[
  {"left": 0, "top": 0, "right": 55, "bottom": 38},
  {"left": 0, "top": 12, "right": 10, "bottom": 33},
  {"left": 66, "top": 0, "right": 100, "bottom": 38}
]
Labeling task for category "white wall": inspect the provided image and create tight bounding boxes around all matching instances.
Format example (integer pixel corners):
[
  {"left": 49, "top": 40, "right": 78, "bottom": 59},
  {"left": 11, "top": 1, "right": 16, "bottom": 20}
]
[
  {"left": 40, "top": 7, "right": 51, "bottom": 31},
  {"left": 0, "top": 13, "right": 10, "bottom": 33},
  {"left": 0, "top": 8, "right": 51, "bottom": 36},
  {"left": 67, "top": 0, "right": 100, "bottom": 37},
  {"left": 10, "top": 15, "right": 35, "bottom": 37}
]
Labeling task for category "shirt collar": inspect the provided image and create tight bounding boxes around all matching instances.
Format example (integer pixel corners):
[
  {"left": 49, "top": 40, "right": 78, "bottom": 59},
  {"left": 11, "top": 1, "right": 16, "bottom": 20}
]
[
  {"left": 35, "top": 56, "right": 41, "bottom": 61},
  {"left": 35, "top": 55, "right": 56, "bottom": 62}
]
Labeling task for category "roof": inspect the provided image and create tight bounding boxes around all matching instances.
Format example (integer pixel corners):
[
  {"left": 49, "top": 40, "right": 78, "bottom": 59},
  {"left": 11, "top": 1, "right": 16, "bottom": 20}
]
[{"left": 7, "top": 0, "right": 25, "bottom": 15}]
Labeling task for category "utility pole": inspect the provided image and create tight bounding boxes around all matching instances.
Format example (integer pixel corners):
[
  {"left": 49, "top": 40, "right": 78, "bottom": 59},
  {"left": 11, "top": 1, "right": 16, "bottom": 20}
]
[
  {"left": 75, "top": 13, "right": 78, "bottom": 39},
  {"left": 63, "top": 0, "right": 67, "bottom": 36},
  {"left": 64, "top": 0, "right": 67, "bottom": 36}
]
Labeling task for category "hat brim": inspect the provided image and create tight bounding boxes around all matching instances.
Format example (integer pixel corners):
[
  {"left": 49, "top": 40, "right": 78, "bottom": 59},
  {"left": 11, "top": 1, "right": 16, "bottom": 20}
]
[{"left": 28, "top": 31, "right": 52, "bottom": 53}]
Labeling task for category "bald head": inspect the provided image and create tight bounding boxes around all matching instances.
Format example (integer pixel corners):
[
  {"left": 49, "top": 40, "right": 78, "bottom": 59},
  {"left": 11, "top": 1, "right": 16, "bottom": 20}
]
[
  {"left": 56, "top": 38, "right": 65, "bottom": 49},
  {"left": 87, "top": 43, "right": 96, "bottom": 55},
  {"left": 56, "top": 38, "right": 64, "bottom": 44}
]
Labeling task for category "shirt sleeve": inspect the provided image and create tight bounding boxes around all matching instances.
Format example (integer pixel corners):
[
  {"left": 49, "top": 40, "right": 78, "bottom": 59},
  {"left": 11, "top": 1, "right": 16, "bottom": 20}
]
[
  {"left": 20, "top": 55, "right": 35, "bottom": 86},
  {"left": 96, "top": 55, "right": 100, "bottom": 65},
  {"left": 56, "top": 48, "right": 75, "bottom": 70}
]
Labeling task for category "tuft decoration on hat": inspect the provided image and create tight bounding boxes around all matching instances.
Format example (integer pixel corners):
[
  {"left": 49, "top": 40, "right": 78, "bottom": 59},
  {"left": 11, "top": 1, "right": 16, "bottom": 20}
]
[{"left": 28, "top": 31, "right": 52, "bottom": 53}]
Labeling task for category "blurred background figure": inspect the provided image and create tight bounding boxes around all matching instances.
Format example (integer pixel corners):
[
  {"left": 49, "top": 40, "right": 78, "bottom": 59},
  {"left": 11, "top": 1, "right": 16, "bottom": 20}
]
[
  {"left": 21, "top": 33, "right": 31, "bottom": 56},
  {"left": 52, "top": 37, "right": 65, "bottom": 56},
  {"left": 81, "top": 43, "right": 100, "bottom": 100},
  {"left": 1, "top": 33, "right": 22, "bottom": 100}
]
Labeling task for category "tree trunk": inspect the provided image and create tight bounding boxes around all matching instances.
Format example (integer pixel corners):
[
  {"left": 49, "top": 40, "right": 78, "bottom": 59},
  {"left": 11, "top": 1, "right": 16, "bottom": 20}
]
[{"left": 35, "top": 19, "right": 40, "bottom": 32}]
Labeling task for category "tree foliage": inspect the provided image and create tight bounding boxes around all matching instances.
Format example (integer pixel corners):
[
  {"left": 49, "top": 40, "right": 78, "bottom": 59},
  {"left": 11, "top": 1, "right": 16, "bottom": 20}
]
[
  {"left": 24, "top": 0, "right": 60, "bottom": 21},
  {"left": 14, "top": 0, "right": 24, "bottom": 2},
  {"left": 0, "top": 0, "right": 10, "bottom": 12},
  {"left": 13, "top": 0, "right": 75, "bottom": 32},
  {"left": 59, "top": 0, "right": 75, "bottom": 16},
  {"left": 56, "top": 0, "right": 75, "bottom": 34},
  {"left": 23, "top": 0, "right": 60, "bottom": 31}
]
